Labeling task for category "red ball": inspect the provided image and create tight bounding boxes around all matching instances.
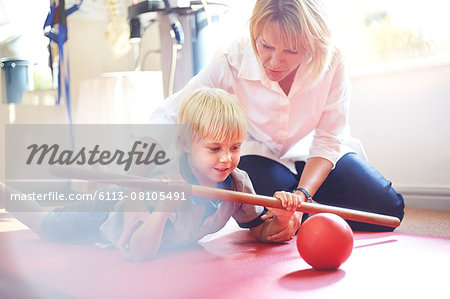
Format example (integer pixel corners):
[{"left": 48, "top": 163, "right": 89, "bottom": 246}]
[{"left": 296, "top": 213, "right": 354, "bottom": 270}]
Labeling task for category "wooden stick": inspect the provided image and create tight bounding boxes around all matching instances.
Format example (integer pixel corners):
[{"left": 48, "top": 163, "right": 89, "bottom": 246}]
[
  {"left": 50, "top": 166, "right": 401, "bottom": 228},
  {"left": 192, "top": 185, "right": 400, "bottom": 227}
]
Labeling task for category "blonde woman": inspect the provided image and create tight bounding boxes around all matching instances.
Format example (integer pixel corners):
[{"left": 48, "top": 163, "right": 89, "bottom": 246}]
[{"left": 150, "top": 0, "right": 404, "bottom": 231}]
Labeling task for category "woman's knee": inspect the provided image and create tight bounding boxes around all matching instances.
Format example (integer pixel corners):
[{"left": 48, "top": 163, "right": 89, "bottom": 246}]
[
  {"left": 380, "top": 185, "right": 405, "bottom": 220},
  {"left": 238, "top": 155, "right": 297, "bottom": 196},
  {"left": 317, "top": 153, "right": 405, "bottom": 230}
]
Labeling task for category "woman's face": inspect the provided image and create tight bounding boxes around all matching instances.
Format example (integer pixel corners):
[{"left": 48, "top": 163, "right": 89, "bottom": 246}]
[{"left": 256, "top": 22, "right": 304, "bottom": 82}]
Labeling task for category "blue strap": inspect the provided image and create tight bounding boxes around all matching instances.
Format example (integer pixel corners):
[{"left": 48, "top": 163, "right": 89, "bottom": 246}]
[{"left": 43, "top": 1, "right": 82, "bottom": 125}]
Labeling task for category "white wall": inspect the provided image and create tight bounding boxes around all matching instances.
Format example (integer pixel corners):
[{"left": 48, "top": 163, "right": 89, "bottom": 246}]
[
  {"left": 349, "top": 62, "right": 450, "bottom": 209},
  {"left": 0, "top": 13, "right": 161, "bottom": 178},
  {"left": 66, "top": 15, "right": 161, "bottom": 116}
]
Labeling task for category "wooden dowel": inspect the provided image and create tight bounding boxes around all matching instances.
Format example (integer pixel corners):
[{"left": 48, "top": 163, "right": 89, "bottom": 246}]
[
  {"left": 50, "top": 166, "right": 401, "bottom": 228},
  {"left": 191, "top": 185, "right": 400, "bottom": 228}
]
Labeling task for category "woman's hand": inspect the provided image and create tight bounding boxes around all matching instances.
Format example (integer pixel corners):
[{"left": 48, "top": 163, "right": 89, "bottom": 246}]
[
  {"left": 275, "top": 190, "right": 302, "bottom": 211},
  {"left": 261, "top": 191, "right": 302, "bottom": 222}
]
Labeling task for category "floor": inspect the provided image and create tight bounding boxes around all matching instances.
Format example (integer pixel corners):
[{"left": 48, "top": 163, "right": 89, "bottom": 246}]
[
  {"left": 1, "top": 207, "right": 450, "bottom": 237},
  {"left": 0, "top": 209, "right": 29, "bottom": 233},
  {"left": 1, "top": 208, "right": 449, "bottom": 299},
  {"left": 394, "top": 208, "right": 450, "bottom": 238}
]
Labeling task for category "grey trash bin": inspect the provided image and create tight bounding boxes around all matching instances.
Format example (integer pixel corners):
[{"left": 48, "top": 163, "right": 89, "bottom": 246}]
[{"left": 1, "top": 58, "right": 31, "bottom": 104}]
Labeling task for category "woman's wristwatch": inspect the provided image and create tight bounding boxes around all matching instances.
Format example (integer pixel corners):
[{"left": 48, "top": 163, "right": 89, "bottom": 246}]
[{"left": 293, "top": 187, "right": 313, "bottom": 203}]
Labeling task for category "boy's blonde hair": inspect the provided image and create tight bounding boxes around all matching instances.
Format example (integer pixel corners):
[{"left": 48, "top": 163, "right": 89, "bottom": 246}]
[
  {"left": 178, "top": 88, "right": 247, "bottom": 143},
  {"left": 249, "top": 0, "right": 333, "bottom": 86}
]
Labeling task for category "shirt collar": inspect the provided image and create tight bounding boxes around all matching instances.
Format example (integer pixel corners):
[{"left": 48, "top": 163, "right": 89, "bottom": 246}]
[
  {"left": 237, "top": 41, "right": 263, "bottom": 81},
  {"left": 236, "top": 42, "right": 293, "bottom": 94},
  {"left": 179, "top": 153, "right": 231, "bottom": 220},
  {"left": 236, "top": 38, "right": 315, "bottom": 95}
]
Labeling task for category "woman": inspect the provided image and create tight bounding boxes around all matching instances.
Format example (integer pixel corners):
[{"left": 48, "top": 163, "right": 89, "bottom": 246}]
[{"left": 150, "top": 0, "right": 404, "bottom": 231}]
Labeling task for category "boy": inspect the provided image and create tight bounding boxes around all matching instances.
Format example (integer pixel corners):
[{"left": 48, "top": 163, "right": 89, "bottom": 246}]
[{"left": 0, "top": 88, "right": 303, "bottom": 262}]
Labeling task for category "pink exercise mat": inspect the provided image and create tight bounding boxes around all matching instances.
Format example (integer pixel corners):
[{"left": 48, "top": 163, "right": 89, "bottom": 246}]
[{"left": 1, "top": 221, "right": 449, "bottom": 299}]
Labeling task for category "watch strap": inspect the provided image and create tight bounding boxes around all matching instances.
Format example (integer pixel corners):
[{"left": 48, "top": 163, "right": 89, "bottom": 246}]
[{"left": 293, "top": 187, "right": 312, "bottom": 202}]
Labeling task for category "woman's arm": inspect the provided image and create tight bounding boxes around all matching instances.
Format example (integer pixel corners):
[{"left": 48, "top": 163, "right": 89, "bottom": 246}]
[
  {"left": 295, "top": 157, "right": 333, "bottom": 199},
  {"left": 308, "top": 50, "right": 351, "bottom": 166},
  {"left": 249, "top": 158, "right": 332, "bottom": 243}
]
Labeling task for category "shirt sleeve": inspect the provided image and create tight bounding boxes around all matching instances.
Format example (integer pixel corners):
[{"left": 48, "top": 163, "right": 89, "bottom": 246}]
[
  {"left": 230, "top": 169, "right": 266, "bottom": 228},
  {"left": 236, "top": 208, "right": 267, "bottom": 229},
  {"left": 308, "top": 51, "right": 351, "bottom": 165}
]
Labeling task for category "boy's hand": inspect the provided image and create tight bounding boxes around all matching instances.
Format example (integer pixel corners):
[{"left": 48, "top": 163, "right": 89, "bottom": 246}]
[
  {"left": 118, "top": 174, "right": 185, "bottom": 252},
  {"left": 263, "top": 212, "right": 303, "bottom": 242},
  {"left": 260, "top": 191, "right": 304, "bottom": 242},
  {"left": 117, "top": 198, "right": 150, "bottom": 252}
]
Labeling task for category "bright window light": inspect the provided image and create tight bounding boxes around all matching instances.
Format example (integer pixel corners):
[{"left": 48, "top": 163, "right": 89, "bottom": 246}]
[{"left": 324, "top": 0, "right": 450, "bottom": 72}]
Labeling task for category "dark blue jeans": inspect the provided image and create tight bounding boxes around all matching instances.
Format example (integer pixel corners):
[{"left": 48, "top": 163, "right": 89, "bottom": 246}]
[
  {"left": 41, "top": 200, "right": 116, "bottom": 244},
  {"left": 238, "top": 153, "right": 405, "bottom": 231},
  {"left": 40, "top": 187, "right": 123, "bottom": 244}
]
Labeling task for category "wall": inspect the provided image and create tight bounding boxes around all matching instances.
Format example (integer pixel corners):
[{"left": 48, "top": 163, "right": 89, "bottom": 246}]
[
  {"left": 0, "top": 12, "right": 161, "bottom": 178},
  {"left": 66, "top": 14, "right": 161, "bottom": 116},
  {"left": 349, "top": 61, "right": 450, "bottom": 210}
]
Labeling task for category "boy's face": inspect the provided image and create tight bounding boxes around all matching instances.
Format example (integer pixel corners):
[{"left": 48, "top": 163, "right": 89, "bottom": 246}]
[{"left": 188, "top": 135, "right": 243, "bottom": 187}]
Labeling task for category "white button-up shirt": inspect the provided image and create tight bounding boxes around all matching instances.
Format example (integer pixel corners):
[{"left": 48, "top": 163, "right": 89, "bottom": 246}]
[{"left": 149, "top": 36, "right": 366, "bottom": 173}]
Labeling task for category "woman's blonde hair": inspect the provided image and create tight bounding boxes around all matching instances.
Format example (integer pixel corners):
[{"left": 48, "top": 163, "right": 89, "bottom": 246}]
[
  {"left": 178, "top": 88, "right": 247, "bottom": 143},
  {"left": 249, "top": 0, "right": 333, "bottom": 85}
]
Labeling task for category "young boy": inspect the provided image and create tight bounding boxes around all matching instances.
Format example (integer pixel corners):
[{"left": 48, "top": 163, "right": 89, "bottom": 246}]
[{"left": 0, "top": 88, "right": 304, "bottom": 262}]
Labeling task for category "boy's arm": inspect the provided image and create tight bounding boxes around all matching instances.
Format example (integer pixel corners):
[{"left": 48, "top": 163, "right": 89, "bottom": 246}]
[
  {"left": 117, "top": 136, "right": 171, "bottom": 261},
  {"left": 119, "top": 210, "right": 172, "bottom": 262},
  {"left": 118, "top": 186, "right": 180, "bottom": 262}
]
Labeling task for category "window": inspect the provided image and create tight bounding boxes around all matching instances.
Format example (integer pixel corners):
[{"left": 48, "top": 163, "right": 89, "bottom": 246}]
[{"left": 324, "top": 0, "right": 450, "bottom": 72}]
